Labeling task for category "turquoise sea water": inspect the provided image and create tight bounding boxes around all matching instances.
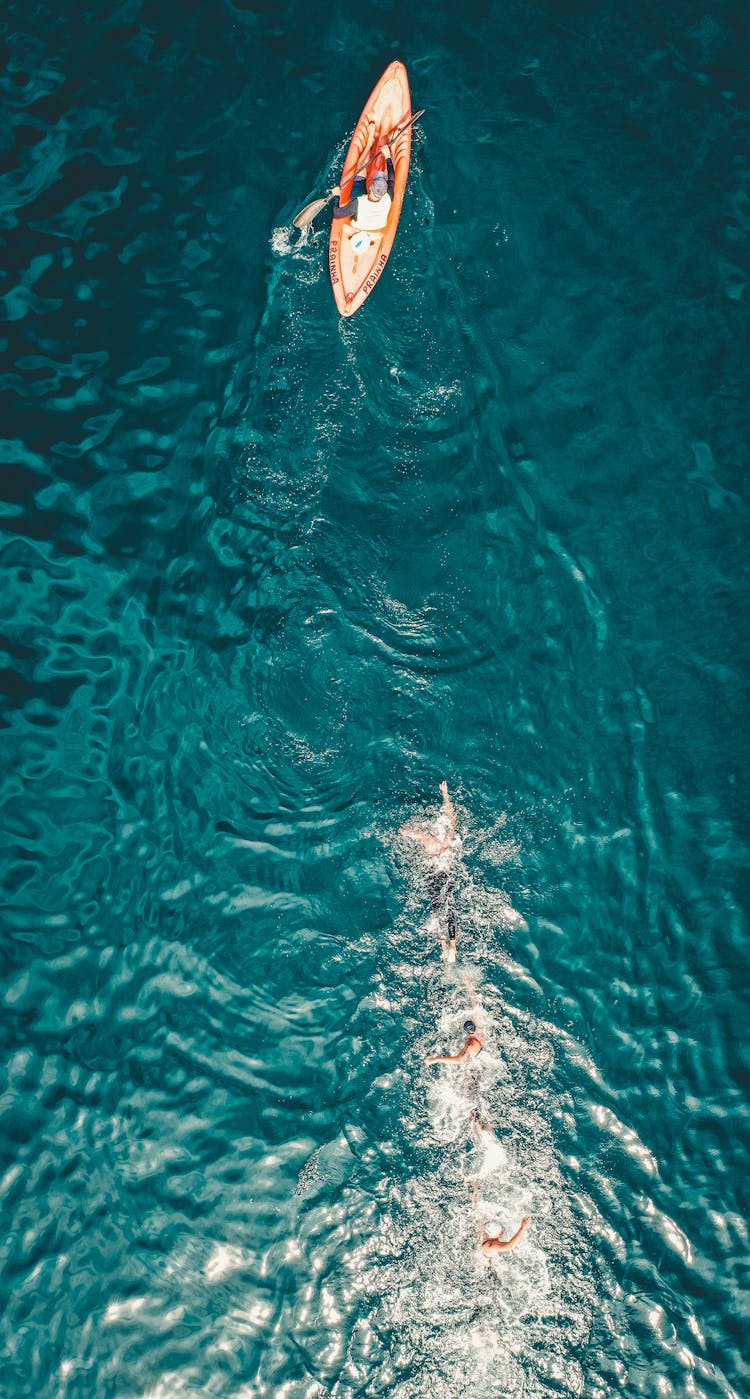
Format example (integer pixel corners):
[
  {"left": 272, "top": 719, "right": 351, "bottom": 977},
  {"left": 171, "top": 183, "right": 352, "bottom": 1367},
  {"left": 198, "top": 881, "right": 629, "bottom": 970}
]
[{"left": 1, "top": 1, "right": 749, "bottom": 1395}]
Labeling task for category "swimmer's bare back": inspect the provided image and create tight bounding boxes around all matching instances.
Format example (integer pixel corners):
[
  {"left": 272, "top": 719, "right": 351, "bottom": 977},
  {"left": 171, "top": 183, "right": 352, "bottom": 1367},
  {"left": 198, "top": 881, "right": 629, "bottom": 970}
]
[{"left": 425, "top": 1025, "right": 483, "bottom": 1066}]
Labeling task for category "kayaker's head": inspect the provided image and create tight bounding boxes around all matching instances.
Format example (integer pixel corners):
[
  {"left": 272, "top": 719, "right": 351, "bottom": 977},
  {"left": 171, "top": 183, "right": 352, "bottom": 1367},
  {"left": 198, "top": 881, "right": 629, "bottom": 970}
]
[
  {"left": 367, "top": 153, "right": 388, "bottom": 201},
  {"left": 369, "top": 171, "right": 388, "bottom": 201}
]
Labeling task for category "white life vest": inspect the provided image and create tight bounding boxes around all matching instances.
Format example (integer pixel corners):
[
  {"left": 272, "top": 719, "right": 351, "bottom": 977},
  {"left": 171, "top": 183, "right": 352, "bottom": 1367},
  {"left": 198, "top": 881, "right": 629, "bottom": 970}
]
[{"left": 351, "top": 191, "right": 392, "bottom": 232}]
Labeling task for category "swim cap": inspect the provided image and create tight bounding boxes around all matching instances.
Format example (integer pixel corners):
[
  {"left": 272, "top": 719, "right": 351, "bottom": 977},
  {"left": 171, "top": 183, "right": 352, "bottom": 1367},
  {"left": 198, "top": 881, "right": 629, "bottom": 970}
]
[
  {"left": 484, "top": 1219, "right": 502, "bottom": 1238},
  {"left": 370, "top": 172, "right": 388, "bottom": 197},
  {"left": 463, "top": 1019, "right": 476, "bottom": 1035}
]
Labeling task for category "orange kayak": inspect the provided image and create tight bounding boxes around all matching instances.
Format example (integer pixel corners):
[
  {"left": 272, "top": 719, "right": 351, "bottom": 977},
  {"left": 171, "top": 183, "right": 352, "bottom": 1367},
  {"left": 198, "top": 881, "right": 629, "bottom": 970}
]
[{"left": 329, "top": 62, "right": 412, "bottom": 317}]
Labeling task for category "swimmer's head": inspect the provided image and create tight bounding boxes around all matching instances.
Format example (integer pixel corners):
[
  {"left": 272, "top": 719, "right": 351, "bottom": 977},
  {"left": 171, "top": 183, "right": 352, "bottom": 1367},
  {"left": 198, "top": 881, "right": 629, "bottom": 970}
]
[
  {"left": 463, "top": 1019, "right": 476, "bottom": 1035},
  {"left": 484, "top": 1219, "right": 502, "bottom": 1238}
]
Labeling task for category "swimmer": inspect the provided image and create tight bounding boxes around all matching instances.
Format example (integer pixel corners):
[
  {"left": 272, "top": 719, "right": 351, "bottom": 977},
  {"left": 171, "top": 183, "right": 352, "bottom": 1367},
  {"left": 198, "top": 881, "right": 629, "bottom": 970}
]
[
  {"left": 424, "top": 1018, "right": 483, "bottom": 1066},
  {"left": 401, "top": 780, "right": 458, "bottom": 858},
  {"left": 401, "top": 781, "right": 461, "bottom": 961},
  {"left": 472, "top": 1180, "right": 530, "bottom": 1256},
  {"left": 479, "top": 1215, "right": 530, "bottom": 1257}
]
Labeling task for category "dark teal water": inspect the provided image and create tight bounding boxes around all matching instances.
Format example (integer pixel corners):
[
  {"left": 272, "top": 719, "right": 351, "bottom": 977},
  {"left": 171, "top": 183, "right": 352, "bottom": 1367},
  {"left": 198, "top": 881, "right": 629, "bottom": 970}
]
[{"left": 2, "top": 1, "right": 749, "bottom": 1395}]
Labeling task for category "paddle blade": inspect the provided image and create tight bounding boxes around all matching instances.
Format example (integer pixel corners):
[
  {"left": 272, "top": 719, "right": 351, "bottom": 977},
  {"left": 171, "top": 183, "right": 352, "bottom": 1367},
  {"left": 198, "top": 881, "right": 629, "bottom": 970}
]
[{"left": 293, "top": 195, "right": 331, "bottom": 229}]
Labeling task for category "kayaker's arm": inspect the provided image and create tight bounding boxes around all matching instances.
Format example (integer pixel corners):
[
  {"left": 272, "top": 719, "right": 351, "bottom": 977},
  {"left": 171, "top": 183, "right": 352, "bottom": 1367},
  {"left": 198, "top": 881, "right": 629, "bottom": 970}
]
[
  {"left": 332, "top": 156, "right": 393, "bottom": 220},
  {"left": 333, "top": 177, "right": 366, "bottom": 220}
]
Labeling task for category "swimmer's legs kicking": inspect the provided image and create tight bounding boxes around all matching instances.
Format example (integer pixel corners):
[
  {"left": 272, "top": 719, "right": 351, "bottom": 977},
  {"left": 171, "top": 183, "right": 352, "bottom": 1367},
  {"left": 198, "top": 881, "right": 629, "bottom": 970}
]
[
  {"left": 440, "top": 893, "right": 457, "bottom": 963},
  {"left": 470, "top": 1109, "right": 497, "bottom": 1140}
]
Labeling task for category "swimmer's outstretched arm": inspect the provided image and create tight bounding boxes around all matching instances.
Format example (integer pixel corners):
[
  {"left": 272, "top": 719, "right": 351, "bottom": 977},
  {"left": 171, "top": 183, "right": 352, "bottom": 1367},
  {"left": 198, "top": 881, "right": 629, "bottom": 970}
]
[
  {"left": 400, "top": 822, "right": 424, "bottom": 839},
  {"left": 483, "top": 1217, "right": 530, "bottom": 1254},
  {"left": 471, "top": 1180, "right": 530, "bottom": 1253},
  {"left": 400, "top": 824, "right": 443, "bottom": 855},
  {"left": 425, "top": 1036, "right": 475, "bottom": 1065},
  {"left": 439, "top": 780, "right": 456, "bottom": 828}
]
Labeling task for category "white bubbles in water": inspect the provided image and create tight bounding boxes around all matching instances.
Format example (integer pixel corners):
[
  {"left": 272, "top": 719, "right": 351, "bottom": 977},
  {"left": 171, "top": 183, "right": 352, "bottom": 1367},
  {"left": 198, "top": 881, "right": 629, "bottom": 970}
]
[
  {"left": 280, "top": 799, "right": 599, "bottom": 1398},
  {"left": 270, "top": 223, "right": 311, "bottom": 257},
  {"left": 269, "top": 222, "right": 324, "bottom": 289}
]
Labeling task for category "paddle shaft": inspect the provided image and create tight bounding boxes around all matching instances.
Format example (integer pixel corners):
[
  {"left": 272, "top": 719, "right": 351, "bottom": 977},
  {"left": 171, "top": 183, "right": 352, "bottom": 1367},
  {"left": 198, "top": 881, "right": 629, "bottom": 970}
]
[
  {"left": 292, "top": 108, "right": 424, "bottom": 229},
  {"left": 343, "top": 107, "right": 424, "bottom": 191}
]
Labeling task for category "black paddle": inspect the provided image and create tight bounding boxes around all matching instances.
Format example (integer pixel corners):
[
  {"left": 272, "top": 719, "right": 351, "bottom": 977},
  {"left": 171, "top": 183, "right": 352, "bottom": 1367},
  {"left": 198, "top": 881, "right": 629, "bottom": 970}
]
[{"left": 292, "top": 108, "right": 425, "bottom": 230}]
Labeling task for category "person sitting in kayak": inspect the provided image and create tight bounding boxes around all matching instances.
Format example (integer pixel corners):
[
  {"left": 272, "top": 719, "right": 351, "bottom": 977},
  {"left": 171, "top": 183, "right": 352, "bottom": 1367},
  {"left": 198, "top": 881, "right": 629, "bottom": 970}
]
[{"left": 332, "top": 146, "right": 394, "bottom": 231}]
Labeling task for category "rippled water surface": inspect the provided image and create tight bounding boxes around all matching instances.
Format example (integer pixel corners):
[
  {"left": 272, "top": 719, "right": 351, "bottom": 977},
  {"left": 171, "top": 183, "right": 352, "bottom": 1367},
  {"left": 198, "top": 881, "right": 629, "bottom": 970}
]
[{"left": 2, "top": 1, "right": 748, "bottom": 1396}]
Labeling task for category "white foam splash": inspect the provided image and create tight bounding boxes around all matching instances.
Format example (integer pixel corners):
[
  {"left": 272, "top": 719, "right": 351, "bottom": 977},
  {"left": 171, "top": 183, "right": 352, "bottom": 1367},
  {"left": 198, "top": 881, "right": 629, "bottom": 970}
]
[{"left": 270, "top": 223, "right": 311, "bottom": 257}]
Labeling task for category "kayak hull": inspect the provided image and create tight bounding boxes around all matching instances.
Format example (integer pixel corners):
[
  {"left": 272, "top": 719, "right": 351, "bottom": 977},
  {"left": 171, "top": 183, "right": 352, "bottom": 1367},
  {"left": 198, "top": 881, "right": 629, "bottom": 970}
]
[{"left": 329, "top": 61, "right": 412, "bottom": 317}]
